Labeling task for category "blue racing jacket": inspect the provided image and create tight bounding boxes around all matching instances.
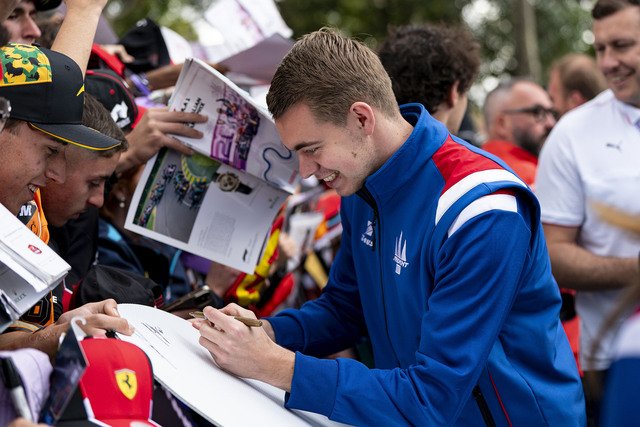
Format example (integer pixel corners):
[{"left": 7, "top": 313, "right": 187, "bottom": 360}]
[{"left": 269, "top": 104, "right": 585, "bottom": 426}]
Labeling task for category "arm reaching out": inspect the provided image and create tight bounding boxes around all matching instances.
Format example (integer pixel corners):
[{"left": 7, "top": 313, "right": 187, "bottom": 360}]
[{"left": 51, "top": 0, "right": 108, "bottom": 76}]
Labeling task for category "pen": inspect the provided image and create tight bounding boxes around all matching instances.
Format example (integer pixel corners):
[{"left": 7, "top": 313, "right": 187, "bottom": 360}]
[
  {"left": 189, "top": 311, "right": 263, "bottom": 327},
  {"left": 0, "top": 357, "right": 33, "bottom": 422}
]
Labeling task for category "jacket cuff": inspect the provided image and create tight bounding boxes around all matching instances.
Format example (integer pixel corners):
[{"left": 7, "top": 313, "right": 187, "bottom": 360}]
[{"left": 285, "top": 352, "right": 338, "bottom": 417}]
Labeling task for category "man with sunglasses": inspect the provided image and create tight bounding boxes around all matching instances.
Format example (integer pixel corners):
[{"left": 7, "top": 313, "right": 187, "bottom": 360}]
[
  {"left": 481, "top": 78, "right": 557, "bottom": 187},
  {"left": 536, "top": 0, "right": 640, "bottom": 423}
]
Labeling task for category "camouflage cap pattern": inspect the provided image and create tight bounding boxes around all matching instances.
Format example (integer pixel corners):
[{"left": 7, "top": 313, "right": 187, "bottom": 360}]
[{"left": 0, "top": 43, "right": 121, "bottom": 151}]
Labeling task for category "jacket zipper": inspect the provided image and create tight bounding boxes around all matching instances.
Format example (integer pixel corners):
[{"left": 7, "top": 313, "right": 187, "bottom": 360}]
[
  {"left": 473, "top": 385, "right": 496, "bottom": 427},
  {"left": 357, "top": 186, "right": 401, "bottom": 366}
]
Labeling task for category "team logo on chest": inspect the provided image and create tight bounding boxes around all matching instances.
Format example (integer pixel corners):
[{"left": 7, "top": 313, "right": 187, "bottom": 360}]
[
  {"left": 393, "top": 231, "right": 409, "bottom": 275},
  {"left": 361, "top": 220, "right": 374, "bottom": 247}
]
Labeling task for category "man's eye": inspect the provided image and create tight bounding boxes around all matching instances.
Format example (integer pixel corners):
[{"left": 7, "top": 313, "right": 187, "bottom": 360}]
[{"left": 304, "top": 147, "right": 319, "bottom": 155}]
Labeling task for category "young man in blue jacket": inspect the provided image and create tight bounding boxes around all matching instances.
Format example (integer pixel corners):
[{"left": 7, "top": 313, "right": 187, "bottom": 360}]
[{"left": 194, "top": 28, "right": 585, "bottom": 426}]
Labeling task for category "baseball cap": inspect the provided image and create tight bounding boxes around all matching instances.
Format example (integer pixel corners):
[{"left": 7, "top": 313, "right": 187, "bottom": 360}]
[
  {"left": 0, "top": 43, "right": 122, "bottom": 151},
  {"left": 33, "top": 0, "right": 62, "bottom": 11},
  {"left": 58, "top": 337, "right": 158, "bottom": 426},
  {"left": 118, "top": 18, "right": 171, "bottom": 73},
  {"left": 85, "top": 69, "right": 140, "bottom": 132}
]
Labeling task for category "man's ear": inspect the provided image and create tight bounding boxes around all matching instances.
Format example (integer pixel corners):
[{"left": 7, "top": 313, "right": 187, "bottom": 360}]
[
  {"left": 566, "top": 90, "right": 587, "bottom": 111},
  {"left": 490, "top": 111, "right": 511, "bottom": 141},
  {"left": 446, "top": 80, "right": 461, "bottom": 108},
  {"left": 350, "top": 102, "right": 376, "bottom": 135}
]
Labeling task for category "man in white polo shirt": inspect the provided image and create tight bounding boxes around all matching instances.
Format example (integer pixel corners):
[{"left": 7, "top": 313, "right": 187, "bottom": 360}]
[{"left": 535, "top": 0, "right": 640, "bottom": 423}]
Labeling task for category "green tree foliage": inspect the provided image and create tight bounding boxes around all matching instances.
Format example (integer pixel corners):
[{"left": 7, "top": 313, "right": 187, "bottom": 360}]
[
  {"left": 105, "top": 0, "right": 593, "bottom": 84},
  {"left": 105, "top": 0, "right": 213, "bottom": 41},
  {"left": 276, "top": 0, "right": 593, "bottom": 83},
  {"left": 277, "top": 0, "right": 470, "bottom": 48}
]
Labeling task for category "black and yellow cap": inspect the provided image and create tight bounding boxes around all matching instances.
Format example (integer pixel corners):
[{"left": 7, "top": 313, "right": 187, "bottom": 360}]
[{"left": 0, "top": 43, "right": 121, "bottom": 151}]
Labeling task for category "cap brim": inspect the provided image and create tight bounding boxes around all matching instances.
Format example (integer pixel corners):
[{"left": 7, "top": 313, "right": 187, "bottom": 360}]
[
  {"left": 29, "top": 122, "right": 122, "bottom": 151},
  {"left": 34, "top": 0, "right": 62, "bottom": 10}
]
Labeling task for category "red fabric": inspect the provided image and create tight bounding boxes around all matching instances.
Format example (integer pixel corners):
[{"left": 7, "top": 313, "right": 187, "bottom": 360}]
[
  {"left": 254, "top": 273, "right": 295, "bottom": 318},
  {"left": 482, "top": 140, "right": 538, "bottom": 187},
  {"left": 563, "top": 315, "right": 582, "bottom": 376},
  {"left": 90, "top": 44, "right": 126, "bottom": 77},
  {"left": 432, "top": 136, "right": 504, "bottom": 194}
]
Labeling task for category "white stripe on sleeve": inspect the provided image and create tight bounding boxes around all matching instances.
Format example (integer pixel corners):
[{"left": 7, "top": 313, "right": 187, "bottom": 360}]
[{"left": 448, "top": 194, "right": 518, "bottom": 237}]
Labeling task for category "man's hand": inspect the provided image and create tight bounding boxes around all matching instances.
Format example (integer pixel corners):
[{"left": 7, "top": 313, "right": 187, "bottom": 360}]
[
  {"left": 99, "top": 44, "right": 134, "bottom": 63},
  {"left": 0, "top": 299, "right": 133, "bottom": 358},
  {"left": 57, "top": 299, "right": 134, "bottom": 337},
  {"left": 117, "top": 108, "right": 207, "bottom": 173},
  {"left": 194, "top": 304, "right": 294, "bottom": 391}
]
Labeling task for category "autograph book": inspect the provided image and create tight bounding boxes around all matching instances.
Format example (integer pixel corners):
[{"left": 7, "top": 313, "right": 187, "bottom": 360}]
[{"left": 117, "top": 304, "right": 348, "bottom": 427}]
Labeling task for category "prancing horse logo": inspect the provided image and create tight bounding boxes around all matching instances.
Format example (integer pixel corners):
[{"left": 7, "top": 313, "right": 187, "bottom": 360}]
[{"left": 115, "top": 369, "right": 138, "bottom": 400}]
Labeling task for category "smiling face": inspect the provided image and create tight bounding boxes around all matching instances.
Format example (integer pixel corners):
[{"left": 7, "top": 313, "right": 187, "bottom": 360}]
[
  {"left": 0, "top": 121, "right": 66, "bottom": 215},
  {"left": 41, "top": 145, "right": 120, "bottom": 227},
  {"left": 593, "top": 5, "right": 640, "bottom": 107},
  {"left": 276, "top": 102, "right": 381, "bottom": 196}
]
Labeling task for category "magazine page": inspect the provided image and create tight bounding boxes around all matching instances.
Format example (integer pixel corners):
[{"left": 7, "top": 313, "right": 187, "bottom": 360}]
[
  {"left": 117, "top": 304, "right": 349, "bottom": 427},
  {"left": 169, "top": 57, "right": 299, "bottom": 194},
  {"left": 124, "top": 148, "right": 288, "bottom": 274}
]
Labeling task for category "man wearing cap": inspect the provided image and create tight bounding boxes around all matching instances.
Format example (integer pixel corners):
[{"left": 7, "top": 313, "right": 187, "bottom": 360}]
[{"left": 0, "top": 43, "right": 133, "bottom": 356}]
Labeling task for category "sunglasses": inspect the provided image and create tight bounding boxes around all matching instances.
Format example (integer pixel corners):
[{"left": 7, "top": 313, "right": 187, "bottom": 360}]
[{"left": 503, "top": 105, "right": 558, "bottom": 122}]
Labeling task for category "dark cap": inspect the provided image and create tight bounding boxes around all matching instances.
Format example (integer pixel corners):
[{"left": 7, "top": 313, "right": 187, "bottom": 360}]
[
  {"left": 86, "top": 69, "right": 139, "bottom": 131},
  {"left": 75, "top": 265, "right": 161, "bottom": 308},
  {"left": 118, "top": 18, "right": 171, "bottom": 73},
  {"left": 33, "top": 0, "right": 62, "bottom": 11},
  {"left": 0, "top": 43, "right": 121, "bottom": 151}
]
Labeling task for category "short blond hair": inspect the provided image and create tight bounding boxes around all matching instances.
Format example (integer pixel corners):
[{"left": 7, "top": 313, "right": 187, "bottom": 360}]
[{"left": 267, "top": 27, "right": 399, "bottom": 125}]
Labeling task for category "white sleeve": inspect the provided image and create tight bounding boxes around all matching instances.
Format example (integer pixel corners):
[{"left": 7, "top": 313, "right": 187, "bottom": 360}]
[{"left": 535, "top": 124, "right": 584, "bottom": 226}]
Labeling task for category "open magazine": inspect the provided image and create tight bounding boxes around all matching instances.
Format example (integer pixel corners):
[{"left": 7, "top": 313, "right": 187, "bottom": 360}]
[
  {"left": 125, "top": 59, "right": 300, "bottom": 273},
  {"left": 0, "top": 203, "right": 70, "bottom": 332}
]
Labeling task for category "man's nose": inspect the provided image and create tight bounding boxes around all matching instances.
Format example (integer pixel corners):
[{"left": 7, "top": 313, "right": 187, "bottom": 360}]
[
  {"left": 298, "top": 154, "right": 319, "bottom": 179},
  {"left": 23, "top": 16, "right": 42, "bottom": 39},
  {"left": 599, "top": 48, "right": 619, "bottom": 73},
  {"left": 88, "top": 185, "right": 106, "bottom": 208}
]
